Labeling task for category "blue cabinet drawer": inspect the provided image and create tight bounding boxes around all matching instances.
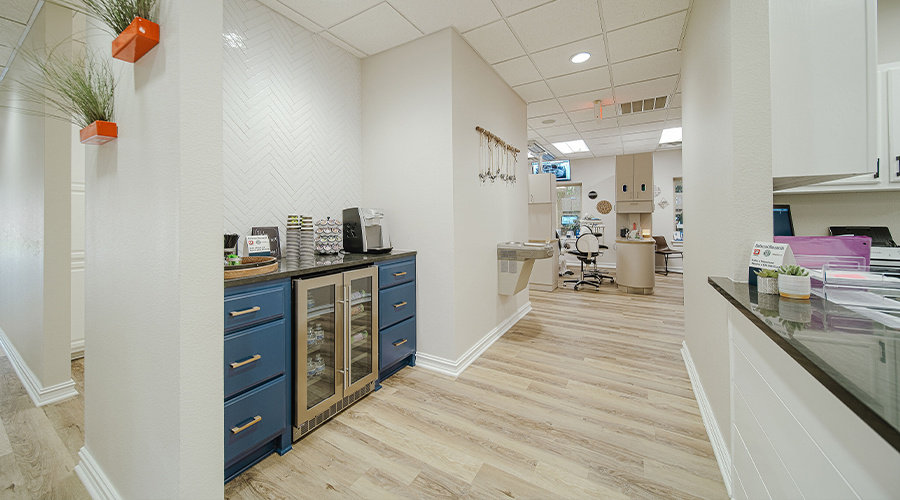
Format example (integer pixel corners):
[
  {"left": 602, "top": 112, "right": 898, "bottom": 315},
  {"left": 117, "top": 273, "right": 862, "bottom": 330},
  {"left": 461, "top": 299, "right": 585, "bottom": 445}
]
[
  {"left": 224, "top": 285, "right": 284, "bottom": 333},
  {"left": 380, "top": 317, "right": 416, "bottom": 370},
  {"left": 378, "top": 259, "right": 416, "bottom": 290},
  {"left": 224, "top": 377, "right": 285, "bottom": 466},
  {"left": 379, "top": 281, "right": 415, "bottom": 329},
  {"left": 224, "top": 320, "right": 286, "bottom": 399}
]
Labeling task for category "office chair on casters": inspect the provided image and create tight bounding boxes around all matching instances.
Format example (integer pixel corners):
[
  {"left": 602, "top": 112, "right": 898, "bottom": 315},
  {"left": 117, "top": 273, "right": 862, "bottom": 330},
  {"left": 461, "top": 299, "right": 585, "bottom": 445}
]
[
  {"left": 653, "top": 235, "right": 683, "bottom": 276},
  {"left": 563, "top": 233, "right": 614, "bottom": 290}
]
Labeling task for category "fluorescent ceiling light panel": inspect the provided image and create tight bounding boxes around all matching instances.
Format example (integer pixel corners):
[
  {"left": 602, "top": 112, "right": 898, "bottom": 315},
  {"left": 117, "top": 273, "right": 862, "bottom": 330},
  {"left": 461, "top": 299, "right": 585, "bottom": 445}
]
[
  {"left": 659, "top": 127, "right": 682, "bottom": 144},
  {"left": 571, "top": 52, "right": 591, "bottom": 63},
  {"left": 552, "top": 140, "right": 590, "bottom": 154}
]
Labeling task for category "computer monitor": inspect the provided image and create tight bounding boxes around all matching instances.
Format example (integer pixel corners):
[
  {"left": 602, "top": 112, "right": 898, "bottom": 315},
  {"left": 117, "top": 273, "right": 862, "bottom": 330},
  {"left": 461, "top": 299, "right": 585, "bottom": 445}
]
[
  {"left": 773, "top": 204, "right": 794, "bottom": 237},
  {"left": 531, "top": 159, "right": 571, "bottom": 181},
  {"left": 561, "top": 214, "right": 578, "bottom": 226}
]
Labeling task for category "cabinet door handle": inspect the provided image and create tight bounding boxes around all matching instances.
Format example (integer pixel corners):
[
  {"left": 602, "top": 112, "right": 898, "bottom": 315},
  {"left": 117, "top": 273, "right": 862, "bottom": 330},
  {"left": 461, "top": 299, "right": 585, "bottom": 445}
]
[
  {"left": 393, "top": 301, "right": 407, "bottom": 308},
  {"left": 231, "top": 415, "right": 261, "bottom": 434},
  {"left": 393, "top": 339, "right": 408, "bottom": 347},
  {"left": 896, "top": 156, "right": 899, "bottom": 177},
  {"left": 230, "top": 306, "right": 260, "bottom": 317},
  {"left": 875, "top": 158, "right": 880, "bottom": 179},
  {"left": 230, "top": 354, "right": 261, "bottom": 369},
  {"left": 393, "top": 271, "right": 407, "bottom": 277}
]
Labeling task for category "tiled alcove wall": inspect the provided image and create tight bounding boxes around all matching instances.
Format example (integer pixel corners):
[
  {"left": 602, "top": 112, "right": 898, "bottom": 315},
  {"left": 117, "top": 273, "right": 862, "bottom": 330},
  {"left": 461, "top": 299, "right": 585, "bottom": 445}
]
[{"left": 223, "top": 0, "right": 362, "bottom": 241}]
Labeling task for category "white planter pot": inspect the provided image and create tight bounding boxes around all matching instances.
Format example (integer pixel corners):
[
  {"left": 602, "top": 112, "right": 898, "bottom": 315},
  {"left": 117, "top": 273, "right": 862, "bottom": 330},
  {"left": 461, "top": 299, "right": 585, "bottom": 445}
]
[
  {"left": 757, "top": 276, "right": 779, "bottom": 295},
  {"left": 779, "top": 273, "right": 811, "bottom": 300}
]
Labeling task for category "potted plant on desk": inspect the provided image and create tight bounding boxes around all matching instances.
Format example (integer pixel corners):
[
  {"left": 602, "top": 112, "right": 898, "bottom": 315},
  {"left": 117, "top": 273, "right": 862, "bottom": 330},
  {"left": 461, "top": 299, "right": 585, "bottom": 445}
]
[
  {"left": 755, "top": 268, "right": 780, "bottom": 295},
  {"left": 778, "top": 265, "right": 811, "bottom": 300}
]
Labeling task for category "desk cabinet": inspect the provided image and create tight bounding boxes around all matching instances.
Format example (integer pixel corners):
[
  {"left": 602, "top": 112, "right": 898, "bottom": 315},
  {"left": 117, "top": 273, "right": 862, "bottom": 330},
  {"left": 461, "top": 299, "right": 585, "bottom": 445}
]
[
  {"left": 377, "top": 256, "right": 417, "bottom": 382},
  {"left": 224, "top": 280, "right": 292, "bottom": 483}
]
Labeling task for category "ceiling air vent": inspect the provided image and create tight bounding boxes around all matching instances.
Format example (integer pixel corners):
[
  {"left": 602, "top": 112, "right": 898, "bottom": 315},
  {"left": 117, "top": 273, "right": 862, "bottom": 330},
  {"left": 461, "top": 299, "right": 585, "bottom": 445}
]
[
  {"left": 527, "top": 142, "right": 555, "bottom": 161},
  {"left": 620, "top": 96, "right": 668, "bottom": 115}
]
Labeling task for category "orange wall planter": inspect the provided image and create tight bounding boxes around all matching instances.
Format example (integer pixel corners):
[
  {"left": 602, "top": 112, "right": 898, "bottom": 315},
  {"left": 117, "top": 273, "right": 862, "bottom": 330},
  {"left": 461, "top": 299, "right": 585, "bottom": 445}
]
[
  {"left": 80, "top": 121, "right": 118, "bottom": 145},
  {"left": 112, "top": 17, "right": 160, "bottom": 63}
]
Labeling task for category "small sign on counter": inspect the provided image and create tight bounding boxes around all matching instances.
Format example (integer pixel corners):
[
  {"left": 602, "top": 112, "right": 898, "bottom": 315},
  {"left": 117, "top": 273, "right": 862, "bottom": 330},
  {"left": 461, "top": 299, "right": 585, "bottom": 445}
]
[
  {"left": 245, "top": 235, "right": 271, "bottom": 257},
  {"left": 748, "top": 241, "right": 795, "bottom": 286}
]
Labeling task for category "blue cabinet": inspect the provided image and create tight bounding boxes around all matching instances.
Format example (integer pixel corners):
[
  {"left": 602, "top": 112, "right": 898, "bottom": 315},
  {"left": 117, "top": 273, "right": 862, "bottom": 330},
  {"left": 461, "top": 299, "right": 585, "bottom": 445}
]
[
  {"left": 224, "top": 280, "right": 291, "bottom": 483},
  {"left": 376, "top": 256, "right": 417, "bottom": 382}
]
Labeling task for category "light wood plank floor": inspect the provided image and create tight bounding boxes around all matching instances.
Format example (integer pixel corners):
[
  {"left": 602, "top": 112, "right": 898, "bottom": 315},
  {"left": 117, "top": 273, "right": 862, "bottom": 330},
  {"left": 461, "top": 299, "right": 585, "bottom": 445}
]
[
  {"left": 0, "top": 273, "right": 726, "bottom": 499},
  {"left": 228, "top": 273, "right": 727, "bottom": 500}
]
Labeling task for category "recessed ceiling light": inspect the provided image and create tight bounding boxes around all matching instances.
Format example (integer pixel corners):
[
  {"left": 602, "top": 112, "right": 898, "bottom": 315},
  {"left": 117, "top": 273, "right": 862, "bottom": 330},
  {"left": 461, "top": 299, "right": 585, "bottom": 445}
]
[
  {"left": 659, "top": 127, "right": 682, "bottom": 144},
  {"left": 570, "top": 52, "right": 591, "bottom": 64},
  {"left": 542, "top": 119, "right": 556, "bottom": 124},
  {"left": 552, "top": 140, "right": 590, "bottom": 154}
]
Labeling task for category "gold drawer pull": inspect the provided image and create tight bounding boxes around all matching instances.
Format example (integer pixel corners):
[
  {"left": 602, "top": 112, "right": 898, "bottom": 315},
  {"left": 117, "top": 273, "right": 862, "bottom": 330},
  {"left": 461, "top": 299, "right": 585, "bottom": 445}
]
[
  {"left": 230, "top": 306, "right": 261, "bottom": 317},
  {"left": 231, "top": 415, "right": 261, "bottom": 434},
  {"left": 393, "top": 271, "right": 407, "bottom": 277},
  {"left": 393, "top": 301, "right": 407, "bottom": 308},
  {"left": 393, "top": 339, "right": 408, "bottom": 347},
  {"left": 230, "top": 354, "right": 261, "bottom": 369}
]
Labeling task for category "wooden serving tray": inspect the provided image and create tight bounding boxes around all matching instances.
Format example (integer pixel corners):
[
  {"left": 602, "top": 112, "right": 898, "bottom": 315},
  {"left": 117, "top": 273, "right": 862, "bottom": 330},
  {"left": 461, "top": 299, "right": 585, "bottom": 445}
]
[{"left": 224, "top": 257, "right": 278, "bottom": 280}]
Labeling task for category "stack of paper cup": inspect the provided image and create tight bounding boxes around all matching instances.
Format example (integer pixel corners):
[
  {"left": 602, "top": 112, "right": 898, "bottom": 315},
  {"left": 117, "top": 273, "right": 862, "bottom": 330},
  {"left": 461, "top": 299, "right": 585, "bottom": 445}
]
[
  {"left": 284, "top": 214, "right": 301, "bottom": 262},
  {"left": 299, "top": 215, "right": 315, "bottom": 262}
]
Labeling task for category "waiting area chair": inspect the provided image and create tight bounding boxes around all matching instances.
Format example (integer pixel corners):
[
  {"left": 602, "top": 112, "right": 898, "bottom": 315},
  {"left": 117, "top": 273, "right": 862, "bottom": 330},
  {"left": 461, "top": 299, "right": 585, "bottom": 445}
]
[
  {"left": 652, "top": 235, "right": 683, "bottom": 276},
  {"left": 564, "top": 233, "right": 614, "bottom": 290}
]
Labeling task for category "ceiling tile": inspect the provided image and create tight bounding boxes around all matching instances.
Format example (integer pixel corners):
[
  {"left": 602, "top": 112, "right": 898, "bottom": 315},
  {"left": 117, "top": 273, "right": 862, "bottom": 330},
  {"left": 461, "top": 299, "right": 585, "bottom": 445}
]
[
  {"left": 599, "top": 0, "right": 689, "bottom": 32},
  {"left": 328, "top": 3, "right": 422, "bottom": 55},
  {"left": 390, "top": 0, "right": 500, "bottom": 34},
  {"left": 568, "top": 105, "right": 617, "bottom": 123},
  {"left": 0, "top": 45, "right": 12, "bottom": 64},
  {"left": 258, "top": 0, "right": 323, "bottom": 33},
  {"left": 622, "top": 130, "right": 661, "bottom": 142},
  {"left": 605, "top": 11, "right": 686, "bottom": 63},
  {"left": 611, "top": 50, "right": 681, "bottom": 86},
  {"left": 0, "top": 17, "right": 24, "bottom": 47},
  {"left": 538, "top": 123, "right": 578, "bottom": 137},
  {"left": 317, "top": 31, "right": 367, "bottom": 58},
  {"left": 507, "top": 0, "right": 602, "bottom": 53},
  {"left": 492, "top": 0, "right": 554, "bottom": 17},
  {"left": 492, "top": 56, "right": 542, "bottom": 87},
  {"left": 619, "top": 121, "right": 665, "bottom": 135},
  {"left": 279, "top": 0, "right": 382, "bottom": 28},
  {"left": 575, "top": 117, "right": 618, "bottom": 132},
  {"left": 617, "top": 109, "right": 667, "bottom": 127},
  {"left": 527, "top": 129, "right": 543, "bottom": 140},
  {"left": 613, "top": 76, "right": 678, "bottom": 103},
  {"left": 546, "top": 67, "right": 611, "bottom": 97},
  {"left": 623, "top": 142, "right": 658, "bottom": 154},
  {"left": 670, "top": 92, "right": 682, "bottom": 108},
  {"left": 585, "top": 135, "right": 622, "bottom": 146},
  {"left": 512, "top": 80, "right": 554, "bottom": 103},
  {"left": 544, "top": 132, "right": 584, "bottom": 143},
  {"left": 527, "top": 99, "right": 564, "bottom": 118},
  {"left": 529, "top": 35, "right": 608, "bottom": 79},
  {"left": 668, "top": 107, "right": 682, "bottom": 120},
  {"left": 565, "top": 152, "right": 595, "bottom": 160},
  {"left": 527, "top": 112, "right": 569, "bottom": 129},
  {"left": 557, "top": 88, "right": 614, "bottom": 112},
  {"left": 0, "top": 0, "right": 36, "bottom": 24},
  {"left": 463, "top": 20, "right": 525, "bottom": 64},
  {"left": 581, "top": 127, "right": 622, "bottom": 139},
  {"left": 665, "top": 119, "right": 682, "bottom": 128}
]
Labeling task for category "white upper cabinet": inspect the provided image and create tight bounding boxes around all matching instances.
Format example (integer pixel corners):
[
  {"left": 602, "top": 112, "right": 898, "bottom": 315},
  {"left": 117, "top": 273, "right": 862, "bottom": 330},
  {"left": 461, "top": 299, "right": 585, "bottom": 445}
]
[
  {"left": 528, "top": 173, "right": 555, "bottom": 204},
  {"left": 889, "top": 67, "right": 900, "bottom": 183},
  {"left": 770, "top": 0, "right": 877, "bottom": 185}
]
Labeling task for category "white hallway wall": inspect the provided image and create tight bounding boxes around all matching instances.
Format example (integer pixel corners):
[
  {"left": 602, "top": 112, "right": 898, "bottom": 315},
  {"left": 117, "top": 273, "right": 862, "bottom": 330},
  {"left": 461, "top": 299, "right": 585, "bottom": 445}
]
[{"left": 223, "top": 0, "right": 361, "bottom": 242}]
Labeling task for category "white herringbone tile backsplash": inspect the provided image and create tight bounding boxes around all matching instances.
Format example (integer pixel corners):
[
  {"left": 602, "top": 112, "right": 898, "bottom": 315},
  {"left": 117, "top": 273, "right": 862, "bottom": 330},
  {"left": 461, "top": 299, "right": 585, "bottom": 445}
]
[{"left": 223, "top": 0, "right": 362, "bottom": 242}]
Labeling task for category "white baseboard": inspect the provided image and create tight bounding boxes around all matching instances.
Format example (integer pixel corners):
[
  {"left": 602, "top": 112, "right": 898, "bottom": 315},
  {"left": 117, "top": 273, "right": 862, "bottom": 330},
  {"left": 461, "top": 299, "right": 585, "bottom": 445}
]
[
  {"left": 71, "top": 339, "right": 84, "bottom": 360},
  {"left": 75, "top": 447, "right": 122, "bottom": 500},
  {"left": 0, "top": 326, "right": 78, "bottom": 407},
  {"left": 416, "top": 301, "right": 532, "bottom": 377},
  {"left": 681, "top": 341, "right": 733, "bottom": 498}
]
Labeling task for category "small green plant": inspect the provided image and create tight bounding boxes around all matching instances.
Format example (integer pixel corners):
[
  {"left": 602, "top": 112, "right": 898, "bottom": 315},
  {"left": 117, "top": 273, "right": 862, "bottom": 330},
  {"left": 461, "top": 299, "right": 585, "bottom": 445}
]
[
  {"left": 778, "top": 265, "right": 809, "bottom": 277},
  {"left": 51, "top": 0, "right": 159, "bottom": 35},
  {"left": 3, "top": 45, "right": 115, "bottom": 129},
  {"left": 755, "top": 268, "right": 779, "bottom": 278}
]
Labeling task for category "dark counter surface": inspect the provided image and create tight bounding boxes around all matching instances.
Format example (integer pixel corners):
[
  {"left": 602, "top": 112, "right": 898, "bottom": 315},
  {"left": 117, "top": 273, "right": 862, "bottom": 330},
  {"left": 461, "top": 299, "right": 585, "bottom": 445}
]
[
  {"left": 709, "top": 276, "right": 900, "bottom": 452},
  {"left": 225, "top": 250, "right": 417, "bottom": 288}
]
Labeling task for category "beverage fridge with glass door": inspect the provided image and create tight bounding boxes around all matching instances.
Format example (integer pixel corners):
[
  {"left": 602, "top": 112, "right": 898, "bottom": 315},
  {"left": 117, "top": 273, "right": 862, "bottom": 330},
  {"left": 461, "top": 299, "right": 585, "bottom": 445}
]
[{"left": 292, "top": 266, "right": 378, "bottom": 440}]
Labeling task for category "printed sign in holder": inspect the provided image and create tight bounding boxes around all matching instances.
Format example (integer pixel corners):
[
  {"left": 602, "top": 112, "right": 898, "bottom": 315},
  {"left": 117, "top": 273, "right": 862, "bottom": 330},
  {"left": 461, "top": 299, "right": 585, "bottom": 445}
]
[
  {"left": 245, "top": 235, "right": 272, "bottom": 257},
  {"left": 748, "top": 241, "right": 796, "bottom": 286}
]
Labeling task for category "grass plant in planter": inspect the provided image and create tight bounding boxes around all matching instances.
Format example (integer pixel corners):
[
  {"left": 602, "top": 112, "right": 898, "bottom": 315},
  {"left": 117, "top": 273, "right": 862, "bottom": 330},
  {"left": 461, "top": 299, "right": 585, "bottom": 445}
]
[
  {"left": 778, "top": 265, "right": 811, "bottom": 300},
  {"left": 5, "top": 46, "right": 117, "bottom": 145},
  {"left": 755, "top": 268, "right": 780, "bottom": 295},
  {"left": 54, "top": 0, "right": 160, "bottom": 63}
]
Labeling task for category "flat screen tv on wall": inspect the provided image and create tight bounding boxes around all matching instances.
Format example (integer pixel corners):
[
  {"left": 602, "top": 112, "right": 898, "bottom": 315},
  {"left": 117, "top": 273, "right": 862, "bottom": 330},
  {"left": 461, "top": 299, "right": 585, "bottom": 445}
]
[{"left": 532, "top": 159, "right": 571, "bottom": 181}]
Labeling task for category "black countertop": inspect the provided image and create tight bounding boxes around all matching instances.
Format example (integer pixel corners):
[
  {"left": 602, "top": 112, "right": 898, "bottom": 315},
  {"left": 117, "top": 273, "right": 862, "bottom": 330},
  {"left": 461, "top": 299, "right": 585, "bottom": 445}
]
[
  {"left": 225, "top": 250, "right": 417, "bottom": 288},
  {"left": 709, "top": 277, "right": 900, "bottom": 452}
]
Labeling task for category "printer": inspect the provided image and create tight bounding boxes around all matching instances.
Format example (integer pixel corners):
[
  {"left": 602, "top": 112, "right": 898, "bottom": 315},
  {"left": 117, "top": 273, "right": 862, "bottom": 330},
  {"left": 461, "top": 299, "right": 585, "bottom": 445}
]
[
  {"left": 343, "top": 208, "right": 393, "bottom": 254},
  {"left": 830, "top": 226, "right": 900, "bottom": 268},
  {"left": 497, "top": 241, "right": 554, "bottom": 295}
]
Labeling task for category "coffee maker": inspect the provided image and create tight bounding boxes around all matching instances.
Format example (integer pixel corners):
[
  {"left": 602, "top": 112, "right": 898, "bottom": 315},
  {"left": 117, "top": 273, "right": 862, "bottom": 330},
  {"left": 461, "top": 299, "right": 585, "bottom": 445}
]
[{"left": 343, "top": 208, "right": 392, "bottom": 254}]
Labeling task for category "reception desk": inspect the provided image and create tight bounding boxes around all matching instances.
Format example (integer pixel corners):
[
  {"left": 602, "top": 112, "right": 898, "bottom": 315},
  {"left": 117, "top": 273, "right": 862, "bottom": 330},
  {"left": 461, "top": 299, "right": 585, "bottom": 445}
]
[{"left": 615, "top": 238, "right": 655, "bottom": 294}]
